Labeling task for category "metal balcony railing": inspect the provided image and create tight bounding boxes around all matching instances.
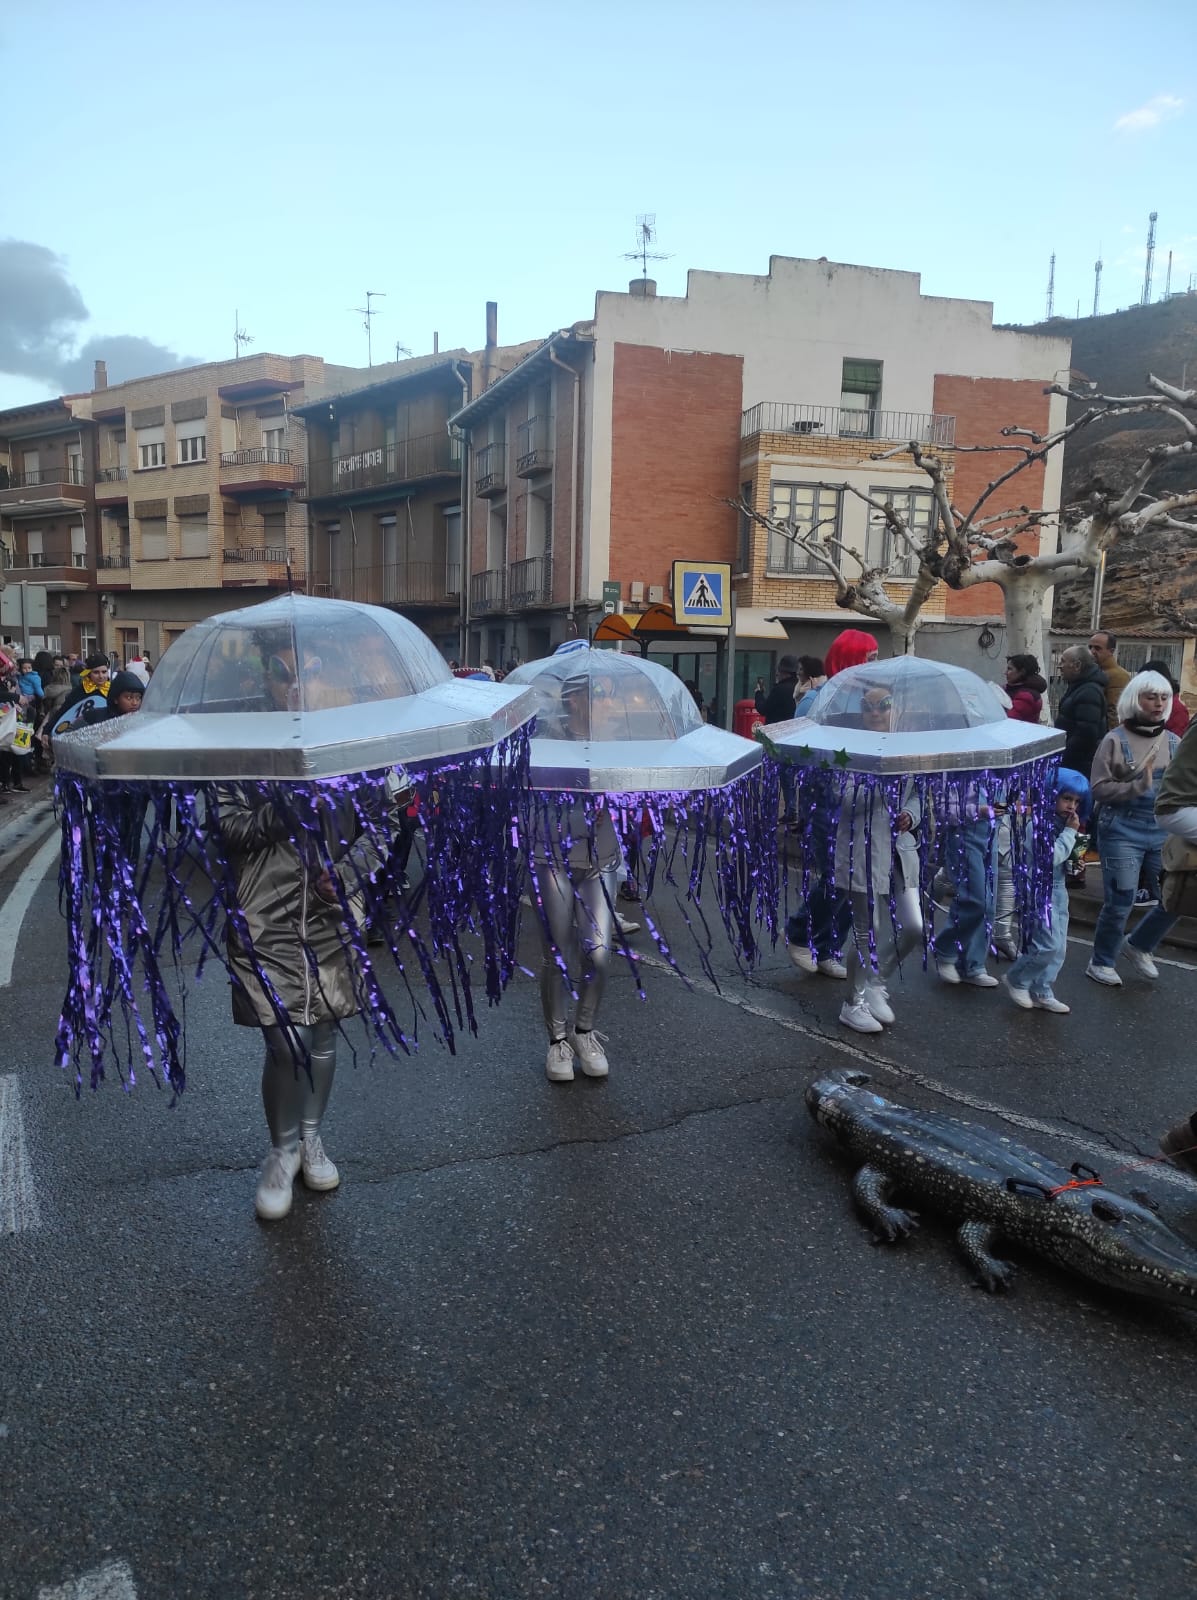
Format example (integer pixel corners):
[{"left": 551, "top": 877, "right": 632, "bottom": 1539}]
[
  {"left": 516, "top": 416, "right": 553, "bottom": 476},
  {"left": 310, "top": 561, "right": 462, "bottom": 606},
  {"left": 219, "top": 448, "right": 293, "bottom": 466},
  {"left": 741, "top": 402, "right": 956, "bottom": 447},
  {"left": 1, "top": 465, "right": 87, "bottom": 488},
  {"left": 474, "top": 442, "right": 506, "bottom": 497},
  {"left": 470, "top": 568, "right": 507, "bottom": 615},
  {"left": 507, "top": 553, "right": 552, "bottom": 607},
  {"left": 98, "top": 466, "right": 128, "bottom": 482},
  {"left": 97, "top": 551, "right": 131, "bottom": 568},
  {"left": 306, "top": 432, "right": 461, "bottom": 498},
  {"left": 223, "top": 546, "right": 294, "bottom": 564}
]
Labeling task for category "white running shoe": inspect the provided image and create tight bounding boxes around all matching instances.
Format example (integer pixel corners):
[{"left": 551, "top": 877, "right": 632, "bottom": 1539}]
[
  {"left": 936, "top": 961, "right": 962, "bottom": 985},
  {"left": 839, "top": 998, "right": 883, "bottom": 1035},
  {"left": 546, "top": 1039, "right": 575, "bottom": 1081},
  {"left": 569, "top": 1028, "right": 609, "bottom": 1078},
  {"left": 615, "top": 911, "right": 641, "bottom": 936},
  {"left": 862, "top": 982, "right": 895, "bottom": 1025},
  {"left": 817, "top": 958, "right": 848, "bottom": 980},
  {"left": 255, "top": 1146, "right": 301, "bottom": 1221},
  {"left": 962, "top": 970, "right": 999, "bottom": 988},
  {"left": 300, "top": 1133, "right": 340, "bottom": 1192},
  {"left": 1085, "top": 960, "right": 1122, "bottom": 988},
  {"left": 788, "top": 943, "right": 818, "bottom": 974},
  {"left": 1121, "top": 940, "right": 1159, "bottom": 980},
  {"left": 1004, "top": 974, "right": 1033, "bottom": 1010},
  {"left": 1032, "top": 994, "right": 1071, "bottom": 1013}
]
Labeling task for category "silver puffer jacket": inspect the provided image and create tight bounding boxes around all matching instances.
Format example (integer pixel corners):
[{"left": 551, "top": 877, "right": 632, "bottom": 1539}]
[{"left": 216, "top": 784, "right": 394, "bottom": 1029}]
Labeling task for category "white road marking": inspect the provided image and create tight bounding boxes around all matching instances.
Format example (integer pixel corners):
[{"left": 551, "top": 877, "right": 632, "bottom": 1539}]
[
  {"left": 1066, "top": 932, "right": 1197, "bottom": 971},
  {"left": 0, "top": 823, "right": 60, "bottom": 988},
  {"left": 38, "top": 1561, "right": 137, "bottom": 1600},
  {"left": 638, "top": 954, "right": 1197, "bottom": 1191},
  {"left": 0, "top": 1075, "right": 41, "bottom": 1234}
]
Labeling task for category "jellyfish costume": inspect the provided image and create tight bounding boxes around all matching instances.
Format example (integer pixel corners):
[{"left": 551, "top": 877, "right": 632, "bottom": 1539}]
[
  {"left": 501, "top": 644, "right": 776, "bottom": 1063},
  {"left": 757, "top": 657, "right": 1065, "bottom": 996},
  {"left": 52, "top": 595, "right": 536, "bottom": 1100}
]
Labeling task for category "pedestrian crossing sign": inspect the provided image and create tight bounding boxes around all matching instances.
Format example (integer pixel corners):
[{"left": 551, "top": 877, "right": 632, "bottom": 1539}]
[{"left": 672, "top": 560, "right": 732, "bottom": 627}]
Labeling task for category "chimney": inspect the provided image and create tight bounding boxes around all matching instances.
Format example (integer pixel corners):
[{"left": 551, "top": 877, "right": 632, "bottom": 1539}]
[
  {"left": 484, "top": 300, "right": 498, "bottom": 386},
  {"left": 94, "top": 359, "right": 108, "bottom": 390},
  {"left": 629, "top": 279, "right": 657, "bottom": 299}
]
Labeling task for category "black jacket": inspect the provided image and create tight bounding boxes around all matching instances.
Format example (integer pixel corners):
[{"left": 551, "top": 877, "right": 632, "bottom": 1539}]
[
  {"left": 759, "top": 676, "right": 799, "bottom": 724},
  {"left": 1056, "top": 662, "right": 1108, "bottom": 777}
]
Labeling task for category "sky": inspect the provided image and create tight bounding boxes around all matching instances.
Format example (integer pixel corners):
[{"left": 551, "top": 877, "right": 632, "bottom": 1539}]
[{"left": 0, "top": 0, "right": 1193, "bottom": 409}]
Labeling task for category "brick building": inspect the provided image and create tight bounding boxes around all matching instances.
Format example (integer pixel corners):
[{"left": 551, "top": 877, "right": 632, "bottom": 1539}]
[{"left": 451, "top": 257, "right": 1072, "bottom": 696}]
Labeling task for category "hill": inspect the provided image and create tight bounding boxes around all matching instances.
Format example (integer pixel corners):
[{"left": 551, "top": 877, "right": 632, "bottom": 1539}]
[{"left": 1012, "top": 295, "right": 1197, "bottom": 637}]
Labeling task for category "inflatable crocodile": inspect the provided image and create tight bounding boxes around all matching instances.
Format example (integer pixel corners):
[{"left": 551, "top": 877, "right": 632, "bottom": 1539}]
[{"left": 805, "top": 1070, "right": 1197, "bottom": 1308}]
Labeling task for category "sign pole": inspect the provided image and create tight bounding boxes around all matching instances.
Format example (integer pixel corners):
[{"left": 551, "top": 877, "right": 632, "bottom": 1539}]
[{"left": 722, "top": 591, "right": 737, "bottom": 730}]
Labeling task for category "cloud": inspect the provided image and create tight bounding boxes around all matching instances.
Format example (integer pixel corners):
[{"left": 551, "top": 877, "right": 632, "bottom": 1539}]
[
  {"left": 0, "top": 238, "right": 197, "bottom": 394},
  {"left": 1113, "top": 94, "right": 1185, "bottom": 133}
]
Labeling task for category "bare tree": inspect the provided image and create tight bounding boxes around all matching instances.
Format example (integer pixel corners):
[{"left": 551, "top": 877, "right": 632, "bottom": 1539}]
[{"left": 734, "top": 375, "right": 1197, "bottom": 665}]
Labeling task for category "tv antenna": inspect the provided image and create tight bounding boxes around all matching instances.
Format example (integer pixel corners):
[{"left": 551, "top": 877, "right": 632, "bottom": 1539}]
[
  {"left": 351, "top": 290, "right": 386, "bottom": 365},
  {"left": 623, "top": 214, "right": 671, "bottom": 282},
  {"left": 234, "top": 310, "right": 254, "bottom": 360},
  {"left": 394, "top": 339, "right": 412, "bottom": 361}
]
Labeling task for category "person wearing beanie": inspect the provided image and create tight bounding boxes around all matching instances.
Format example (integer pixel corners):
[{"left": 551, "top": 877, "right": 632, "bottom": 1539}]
[
  {"left": 51, "top": 652, "right": 112, "bottom": 737},
  {"left": 823, "top": 629, "right": 878, "bottom": 680},
  {"left": 759, "top": 654, "right": 803, "bottom": 725},
  {"left": 1004, "top": 654, "right": 1047, "bottom": 724}
]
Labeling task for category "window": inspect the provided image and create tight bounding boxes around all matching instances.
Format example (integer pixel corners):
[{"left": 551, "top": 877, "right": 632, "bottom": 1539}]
[
  {"left": 26, "top": 529, "right": 44, "bottom": 568},
  {"left": 176, "top": 417, "right": 206, "bottom": 464},
  {"left": 67, "top": 444, "right": 84, "bottom": 484},
  {"left": 140, "top": 518, "right": 168, "bottom": 560},
  {"left": 71, "top": 524, "right": 87, "bottom": 569},
  {"left": 526, "top": 489, "right": 551, "bottom": 558},
  {"left": 443, "top": 505, "right": 461, "bottom": 592},
  {"left": 865, "top": 485, "right": 935, "bottom": 577},
  {"left": 22, "top": 450, "right": 40, "bottom": 484},
  {"left": 840, "top": 359, "right": 882, "bottom": 438},
  {"left": 486, "top": 503, "right": 507, "bottom": 570},
  {"left": 737, "top": 481, "right": 753, "bottom": 573},
  {"left": 767, "top": 483, "right": 842, "bottom": 574},
  {"left": 179, "top": 517, "right": 209, "bottom": 558},
  {"left": 137, "top": 426, "right": 166, "bottom": 470},
  {"left": 262, "top": 511, "right": 286, "bottom": 550},
  {"left": 262, "top": 423, "right": 286, "bottom": 461},
  {"left": 384, "top": 419, "right": 397, "bottom": 476}
]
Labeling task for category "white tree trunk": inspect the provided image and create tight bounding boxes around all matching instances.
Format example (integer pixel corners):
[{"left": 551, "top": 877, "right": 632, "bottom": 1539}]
[{"left": 998, "top": 571, "right": 1055, "bottom": 662}]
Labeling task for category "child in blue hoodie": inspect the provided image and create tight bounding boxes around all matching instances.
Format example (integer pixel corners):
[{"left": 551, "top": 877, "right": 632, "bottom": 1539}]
[{"left": 1003, "top": 767, "right": 1089, "bottom": 1014}]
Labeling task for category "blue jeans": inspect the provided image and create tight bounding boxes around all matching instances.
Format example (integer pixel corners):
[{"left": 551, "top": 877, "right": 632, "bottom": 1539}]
[
  {"left": 1008, "top": 875, "right": 1069, "bottom": 999},
  {"left": 1094, "top": 811, "right": 1178, "bottom": 967},
  {"left": 933, "top": 818, "right": 997, "bottom": 976},
  {"left": 787, "top": 878, "right": 852, "bottom": 961}
]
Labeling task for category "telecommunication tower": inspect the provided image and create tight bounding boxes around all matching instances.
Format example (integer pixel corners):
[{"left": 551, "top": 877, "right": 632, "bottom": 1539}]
[
  {"left": 1164, "top": 250, "right": 1173, "bottom": 300},
  {"left": 1142, "top": 213, "right": 1158, "bottom": 305},
  {"left": 1046, "top": 253, "right": 1056, "bottom": 320},
  {"left": 1092, "top": 254, "right": 1103, "bottom": 317}
]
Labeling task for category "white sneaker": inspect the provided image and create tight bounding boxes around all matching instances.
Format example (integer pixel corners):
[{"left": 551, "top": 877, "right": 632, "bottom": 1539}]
[
  {"left": 788, "top": 943, "right": 818, "bottom": 974},
  {"left": 615, "top": 911, "right": 641, "bottom": 936},
  {"left": 936, "top": 961, "right": 962, "bottom": 985},
  {"left": 1121, "top": 940, "right": 1159, "bottom": 980},
  {"left": 839, "top": 998, "right": 883, "bottom": 1035},
  {"left": 1004, "top": 974, "right": 1033, "bottom": 1010},
  {"left": 1032, "top": 994, "right": 1071, "bottom": 1013},
  {"left": 962, "top": 970, "right": 999, "bottom": 989},
  {"left": 569, "top": 1028, "right": 609, "bottom": 1078},
  {"left": 300, "top": 1133, "right": 340, "bottom": 1192},
  {"left": 862, "top": 982, "right": 895, "bottom": 1025},
  {"left": 817, "top": 958, "right": 848, "bottom": 979},
  {"left": 546, "top": 1038, "right": 575, "bottom": 1081},
  {"left": 1086, "top": 960, "right": 1123, "bottom": 988},
  {"left": 255, "top": 1146, "right": 301, "bottom": 1221}
]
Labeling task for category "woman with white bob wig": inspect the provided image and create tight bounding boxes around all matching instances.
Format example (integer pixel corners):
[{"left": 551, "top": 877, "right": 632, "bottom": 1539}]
[{"left": 1086, "top": 669, "right": 1181, "bottom": 986}]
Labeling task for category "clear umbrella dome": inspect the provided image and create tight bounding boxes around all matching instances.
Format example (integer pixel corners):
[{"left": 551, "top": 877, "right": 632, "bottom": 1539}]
[
  {"left": 142, "top": 592, "right": 451, "bottom": 715},
  {"left": 800, "top": 656, "right": 1008, "bottom": 733},
  {"left": 504, "top": 644, "right": 704, "bottom": 741}
]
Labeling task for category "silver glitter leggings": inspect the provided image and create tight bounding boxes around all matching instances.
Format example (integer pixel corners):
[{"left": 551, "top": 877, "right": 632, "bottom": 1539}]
[
  {"left": 537, "top": 864, "right": 617, "bottom": 1040},
  {"left": 846, "top": 886, "right": 924, "bottom": 1003},
  {"left": 260, "top": 1021, "right": 337, "bottom": 1152}
]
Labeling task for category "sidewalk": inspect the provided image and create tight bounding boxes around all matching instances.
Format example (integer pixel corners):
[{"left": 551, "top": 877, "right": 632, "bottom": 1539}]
[{"left": 1066, "top": 864, "right": 1197, "bottom": 952}]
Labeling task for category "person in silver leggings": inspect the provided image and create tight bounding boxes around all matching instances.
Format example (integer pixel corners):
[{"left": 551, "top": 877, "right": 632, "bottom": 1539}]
[
  {"left": 538, "top": 859, "right": 618, "bottom": 1083},
  {"left": 845, "top": 883, "right": 924, "bottom": 1021},
  {"left": 260, "top": 1021, "right": 338, "bottom": 1173}
]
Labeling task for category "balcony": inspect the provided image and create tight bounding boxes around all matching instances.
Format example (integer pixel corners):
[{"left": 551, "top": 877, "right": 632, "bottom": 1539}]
[
  {"left": 470, "top": 568, "right": 507, "bottom": 615},
  {"left": 507, "top": 553, "right": 553, "bottom": 607},
  {"left": 0, "top": 465, "right": 90, "bottom": 518},
  {"left": 312, "top": 561, "right": 462, "bottom": 607},
  {"left": 219, "top": 448, "right": 305, "bottom": 498},
  {"left": 516, "top": 417, "right": 553, "bottom": 478},
  {"left": 221, "top": 545, "right": 297, "bottom": 585},
  {"left": 741, "top": 402, "right": 956, "bottom": 448},
  {"left": 95, "top": 466, "right": 129, "bottom": 505},
  {"left": 474, "top": 442, "right": 506, "bottom": 498},
  {"left": 97, "top": 551, "right": 131, "bottom": 569},
  {"left": 305, "top": 433, "right": 461, "bottom": 501}
]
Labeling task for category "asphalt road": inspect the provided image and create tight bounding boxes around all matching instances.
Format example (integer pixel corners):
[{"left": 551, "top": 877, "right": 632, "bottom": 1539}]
[{"left": 2, "top": 803, "right": 1196, "bottom": 1600}]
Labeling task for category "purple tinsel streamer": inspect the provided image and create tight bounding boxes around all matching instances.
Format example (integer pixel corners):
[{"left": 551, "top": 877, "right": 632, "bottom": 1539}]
[
  {"left": 776, "top": 754, "right": 1058, "bottom": 971},
  {"left": 53, "top": 729, "right": 531, "bottom": 1095}
]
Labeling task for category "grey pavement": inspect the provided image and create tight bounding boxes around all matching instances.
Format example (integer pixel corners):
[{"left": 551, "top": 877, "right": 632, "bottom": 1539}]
[{"left": 2, "top": 804, "right": 1197, "bottom": 1599}]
